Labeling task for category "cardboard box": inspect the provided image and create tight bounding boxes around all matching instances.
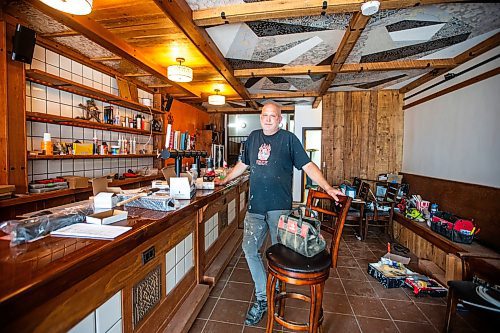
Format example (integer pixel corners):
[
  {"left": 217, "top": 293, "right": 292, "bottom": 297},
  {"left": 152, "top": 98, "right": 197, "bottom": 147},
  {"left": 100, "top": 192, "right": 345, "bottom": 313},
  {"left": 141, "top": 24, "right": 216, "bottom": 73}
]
[
  {"left": 94, "top": 192, "right": 119, "bottom": 209},
  {"left": 64, "top": 176, "right": 89, "bottom": 189},
  {"left": 86, "top": 209, "right": 128, "bottom": 225}
]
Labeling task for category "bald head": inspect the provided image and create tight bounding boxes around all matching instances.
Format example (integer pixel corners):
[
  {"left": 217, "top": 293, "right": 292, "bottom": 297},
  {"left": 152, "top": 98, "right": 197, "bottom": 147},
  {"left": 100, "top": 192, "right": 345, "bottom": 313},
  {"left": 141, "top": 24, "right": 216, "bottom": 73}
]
[{"left": 260, "top": 102, "right": 282, "bottom": 135}]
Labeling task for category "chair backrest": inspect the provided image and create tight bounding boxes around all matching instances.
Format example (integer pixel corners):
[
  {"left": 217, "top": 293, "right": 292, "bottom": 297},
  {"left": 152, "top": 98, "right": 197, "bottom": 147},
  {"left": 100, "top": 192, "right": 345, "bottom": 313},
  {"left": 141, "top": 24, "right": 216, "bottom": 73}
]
[
  {"left": 352, "top": 177, "right": 362, "bottom": 193},
  {"left": 384, "top": 183, "right": 401, "bottom": 203},
  {"left": 358, "top": 182, "right": 370, "bottom": 201},
  {"left": 306, "top": 189, "right": 352, "bottom": 268}
]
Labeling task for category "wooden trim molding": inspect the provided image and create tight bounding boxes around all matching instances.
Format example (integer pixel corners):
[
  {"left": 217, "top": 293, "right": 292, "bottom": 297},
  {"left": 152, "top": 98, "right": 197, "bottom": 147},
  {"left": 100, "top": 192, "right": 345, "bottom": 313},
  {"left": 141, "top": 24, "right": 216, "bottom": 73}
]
[
  {"left": 403, "top": 67, "right": 500, "bottom": 110},
  {"left": 0, "top": 20, "right": 8, "bottom": 184}
]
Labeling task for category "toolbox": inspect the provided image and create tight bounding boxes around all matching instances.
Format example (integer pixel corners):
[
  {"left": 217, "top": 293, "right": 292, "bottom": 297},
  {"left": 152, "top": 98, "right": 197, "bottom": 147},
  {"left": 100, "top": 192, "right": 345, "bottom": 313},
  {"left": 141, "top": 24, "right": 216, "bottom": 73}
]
[
  {"left": 430, "top": 211, "right": 475, "bottom": 244},
  {"left": 368, "top": 262, "right": 414, "bottom": 288},
  {"left": 404, "top": 276, "right": 447, "bottom": 297}
]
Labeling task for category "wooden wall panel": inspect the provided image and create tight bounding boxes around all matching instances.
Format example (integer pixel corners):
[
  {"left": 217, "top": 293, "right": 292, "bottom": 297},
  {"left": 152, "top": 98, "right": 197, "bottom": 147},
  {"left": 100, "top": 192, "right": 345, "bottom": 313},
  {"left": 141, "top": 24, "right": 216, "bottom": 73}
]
[
  {"left": 322, "top": 91, "right": 403, "bottom": 185},
  {"left": 0, "top": 20, "right": 8, "bottom": 184}
]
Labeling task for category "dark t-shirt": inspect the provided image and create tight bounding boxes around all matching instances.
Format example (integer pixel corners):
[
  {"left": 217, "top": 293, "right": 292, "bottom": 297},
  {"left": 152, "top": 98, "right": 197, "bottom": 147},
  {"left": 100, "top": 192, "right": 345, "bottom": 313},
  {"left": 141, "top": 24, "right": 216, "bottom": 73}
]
[{"left": 242, "top": 129, "right": 310, "bottom": 214}]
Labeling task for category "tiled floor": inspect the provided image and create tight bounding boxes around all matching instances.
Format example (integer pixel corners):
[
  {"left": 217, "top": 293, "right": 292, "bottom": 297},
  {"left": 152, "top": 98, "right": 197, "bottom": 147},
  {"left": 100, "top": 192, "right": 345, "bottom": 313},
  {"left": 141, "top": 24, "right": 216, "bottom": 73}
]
[{"left": 188, "top": 227, "right": 485, "bottom": 333}]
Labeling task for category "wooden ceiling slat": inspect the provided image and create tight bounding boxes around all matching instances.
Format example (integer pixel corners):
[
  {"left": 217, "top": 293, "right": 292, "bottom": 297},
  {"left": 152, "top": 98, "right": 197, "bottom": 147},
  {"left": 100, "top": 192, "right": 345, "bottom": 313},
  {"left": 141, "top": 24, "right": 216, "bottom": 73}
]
[
  {"left": 193, "top": 0, "right": 470, "bottom": 27},
  {"left": 40, "top": 30, "right": 80, "bottom": 38},
  {"left": 29, "top": 0, "right": 196, "bottom": 98},
  {"left": 250, "top": 92, "right": 318, "bottom": 99},
  {"left": 153, "top": 0, "right": 257, "bottom": 109},
  {"left": 235, "top": 66, "right": 331, "bottom": 78},
  {"left": 399, "top": 32, "right": 500, "bottom": 94},
  {"left": 207, "top": 106, "right": 295, "bottom": 114},
  {"left": 313, "top": 12, "right": 370, "bottom": 108}
]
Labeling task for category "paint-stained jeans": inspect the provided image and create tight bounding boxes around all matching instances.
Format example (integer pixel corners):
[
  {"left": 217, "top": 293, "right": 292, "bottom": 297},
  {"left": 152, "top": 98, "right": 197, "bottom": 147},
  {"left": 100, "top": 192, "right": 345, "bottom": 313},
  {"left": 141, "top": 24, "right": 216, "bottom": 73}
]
[{"left": 242, "top": 209, "right": 290, "bottom": 301}]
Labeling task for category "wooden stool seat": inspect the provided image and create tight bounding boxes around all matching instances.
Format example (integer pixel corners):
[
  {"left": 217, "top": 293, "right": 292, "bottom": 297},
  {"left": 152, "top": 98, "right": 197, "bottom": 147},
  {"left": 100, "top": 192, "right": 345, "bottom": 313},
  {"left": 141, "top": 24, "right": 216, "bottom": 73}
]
[{"left": 264, "top": 193, "right": 352, "bottom": 333}]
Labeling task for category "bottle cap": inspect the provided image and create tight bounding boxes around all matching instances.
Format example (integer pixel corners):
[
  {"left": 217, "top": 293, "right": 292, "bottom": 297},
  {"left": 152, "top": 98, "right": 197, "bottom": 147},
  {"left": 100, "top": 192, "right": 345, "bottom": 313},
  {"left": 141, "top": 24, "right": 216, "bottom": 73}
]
[{"left": 43, "top": 133, "right": 51, "bottom": 142}]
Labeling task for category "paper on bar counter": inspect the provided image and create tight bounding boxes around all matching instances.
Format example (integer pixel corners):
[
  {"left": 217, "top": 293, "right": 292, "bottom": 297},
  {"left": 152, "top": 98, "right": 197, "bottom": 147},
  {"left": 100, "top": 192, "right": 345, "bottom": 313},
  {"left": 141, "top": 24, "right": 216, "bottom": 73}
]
[{"left": 50, "top": 223, "right": 131, "bottom": 240}]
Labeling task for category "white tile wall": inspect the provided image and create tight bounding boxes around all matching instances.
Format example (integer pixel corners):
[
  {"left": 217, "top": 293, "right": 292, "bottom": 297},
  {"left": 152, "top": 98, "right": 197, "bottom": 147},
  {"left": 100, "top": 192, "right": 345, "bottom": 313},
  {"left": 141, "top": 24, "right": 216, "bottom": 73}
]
[
  {"left": 68, "top": 290, "right": 122, "bottom": 333},
  {"left": 228, "top": 199, "right": 236, "bottom": 225},
  {"left": 204, "top": 213, "right": 219, "bottom": 250},
  {"left": 165, "top": 233, "right": 194, "bottom": 294}
]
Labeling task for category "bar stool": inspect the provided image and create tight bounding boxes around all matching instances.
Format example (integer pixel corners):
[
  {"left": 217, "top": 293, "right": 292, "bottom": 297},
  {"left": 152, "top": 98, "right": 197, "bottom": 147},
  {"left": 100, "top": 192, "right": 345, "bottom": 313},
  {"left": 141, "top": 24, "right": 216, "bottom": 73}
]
[{"left": 265, "top": 193, "right": 352, "bottom": 333}]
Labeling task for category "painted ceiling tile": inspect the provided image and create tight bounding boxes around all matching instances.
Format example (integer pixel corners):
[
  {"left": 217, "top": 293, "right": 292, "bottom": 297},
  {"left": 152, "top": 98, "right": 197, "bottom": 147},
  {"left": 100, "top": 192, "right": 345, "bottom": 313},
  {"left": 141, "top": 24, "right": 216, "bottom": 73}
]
[
  {"left": 225, "top": 23, "right": 260, "bottom": 60},
  {"left": 228, "top": 58, "right": 284, "bottom": 69},
  {"left": 8, "top": 1, "right": 70, "bottom": 34},
  {"left": 386, "top": 20, "right": 444, "bottom": 32},
  {"left": 53, "top": 36, "right": 115, "bottom": 59},
  {"left": 247, "top": 21, "right": 329, "bottom": 37},
  {"left": 265, "top": 36, "right": 323, "bottom": 64},
  {"left": 252, "top": 39, "right": 305, "bottom": 61},
  {"left": 206, "top": 23, "right": 244, "bottom": 57},
  {"left": 389, "top": 23, "right": 446, "bottom": 42}
]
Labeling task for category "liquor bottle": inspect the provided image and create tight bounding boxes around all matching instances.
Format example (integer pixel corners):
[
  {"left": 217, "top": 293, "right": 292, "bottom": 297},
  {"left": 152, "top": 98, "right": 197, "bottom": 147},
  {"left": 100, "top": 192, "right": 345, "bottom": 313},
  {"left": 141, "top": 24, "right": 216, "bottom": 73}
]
[{"left": 136, "top": 114, "right": 142, "bottom": 130}]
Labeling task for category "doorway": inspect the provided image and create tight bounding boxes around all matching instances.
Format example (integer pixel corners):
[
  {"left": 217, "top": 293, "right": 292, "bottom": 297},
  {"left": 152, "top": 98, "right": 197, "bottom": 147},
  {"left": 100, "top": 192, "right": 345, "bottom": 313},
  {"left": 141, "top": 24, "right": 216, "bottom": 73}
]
[{"left": 301, "top": 127, "right": 322, "bottom": 202}]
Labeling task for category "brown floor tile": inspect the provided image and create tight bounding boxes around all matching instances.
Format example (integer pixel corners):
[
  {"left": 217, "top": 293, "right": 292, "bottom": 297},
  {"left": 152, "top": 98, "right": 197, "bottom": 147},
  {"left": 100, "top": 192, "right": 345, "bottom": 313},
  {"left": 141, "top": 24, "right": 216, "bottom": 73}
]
[
  {"left": 410, "top": 293, "right": 447, "bottom": 305},
  {"left": 337, "top": 255, "right": 359, "bottom": 268},
  {"left": 342, "top": 280, "right": 377, "bottom": 298},
  {"left": 188, "top": 319, "right": 206, "bottom": 333},
  {"left": 230, "top": 268, "right": 254, "bottom": 283},
  {"left": 329, "top": 268, "right": 339, "bottom": 278},
  {"left": 337, "top": 267, "right": 368, "bottom": 281},
  {"left": 210, "top": 279, "right": 227, "bottom": 297},
  {"left": 381, "top": 299, "right": 429, "bottom": 323},
  {"left": 348, "top": 295, "right": 390, "bottom": 319},
  {"left": 350, "top": 249, "right": 377, "bottom": 260},
  {"left": 321, "top": 313, "right": 361, "bottom": 333},
  {"left": 209, "top": 299, "right": 249, "bottom": 324},
  {"left": 394, "top": 320, "right": 438, "bottom": 333},
  {"left": 324, "top": 277, "right": 345, "bottom": 294},
  {"left": 236, "top": 258, "right": 249, "bottom": 270},
  {"left": 243, "top": 326, "right": 267, "bottom": 332},
  {"left": 370, "top": 282, "right": 411, "bottom": 301},
  {"left": 203, "top": 320, "right": 244, "bottom": 333},
  {"left": 280, "top": 305, "right": 310, "bottom": 326},
  {"left": 220, "top": 266, "right": 234, "bottom": 282},
  {"left": 221, "top": 281, "right": 255, "bottom": 302},
  {"left": 198, "top": 297, "right": 218, "bottom": 319},
  {"left": 356, "top": 316, "right": 399, "bottom": 333},
  {"left": 372, "top": 249, "right": 389, "bottom": 258},
  {"left": 416, "top": 303, "right": 447, "bottom": 330},
  {"left": 322, "top": 293, "right": 353, "bottom": 315}
]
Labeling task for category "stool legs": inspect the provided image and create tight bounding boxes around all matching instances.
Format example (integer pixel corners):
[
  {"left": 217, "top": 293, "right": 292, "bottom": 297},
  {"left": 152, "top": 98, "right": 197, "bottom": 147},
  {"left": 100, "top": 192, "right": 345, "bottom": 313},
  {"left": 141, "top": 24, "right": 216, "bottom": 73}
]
[
  {"left": 266, "top": 273, "right": 277, "bottom": 333},
  {"left": 309, "top": 283, "right": 324, "bottom": 333}
]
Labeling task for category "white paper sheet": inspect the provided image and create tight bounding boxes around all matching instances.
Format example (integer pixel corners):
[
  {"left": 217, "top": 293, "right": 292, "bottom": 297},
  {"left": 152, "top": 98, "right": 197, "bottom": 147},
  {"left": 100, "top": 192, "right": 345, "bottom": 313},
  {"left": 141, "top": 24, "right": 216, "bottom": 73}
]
[{"left": 50, "top": 223, "right": 132, "bottom": 240}]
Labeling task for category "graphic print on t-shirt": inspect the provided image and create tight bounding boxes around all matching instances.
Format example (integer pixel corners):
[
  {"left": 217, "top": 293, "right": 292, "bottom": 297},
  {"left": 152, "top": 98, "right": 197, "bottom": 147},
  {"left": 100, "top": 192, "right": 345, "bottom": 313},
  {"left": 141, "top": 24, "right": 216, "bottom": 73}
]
[{"left": 257, "top": 143, "right": 271, "bottom": 165}]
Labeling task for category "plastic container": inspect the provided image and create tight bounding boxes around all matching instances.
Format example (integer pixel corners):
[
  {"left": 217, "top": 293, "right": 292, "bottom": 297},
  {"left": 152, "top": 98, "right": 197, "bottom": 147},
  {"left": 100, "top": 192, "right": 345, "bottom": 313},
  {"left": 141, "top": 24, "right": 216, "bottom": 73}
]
[
  {"left": 110, "top": 145, "right": 120, "bottom": 155},
  {"left": 41, "top": 133, "right": 53, "bottom": 155}
]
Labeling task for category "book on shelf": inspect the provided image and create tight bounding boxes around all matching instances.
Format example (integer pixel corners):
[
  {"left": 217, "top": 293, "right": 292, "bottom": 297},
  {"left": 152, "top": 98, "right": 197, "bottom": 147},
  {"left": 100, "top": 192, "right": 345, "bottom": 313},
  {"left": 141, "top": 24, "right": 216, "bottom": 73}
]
[{"left": 165, "top": 124, "right": 172, "bottom": 149}]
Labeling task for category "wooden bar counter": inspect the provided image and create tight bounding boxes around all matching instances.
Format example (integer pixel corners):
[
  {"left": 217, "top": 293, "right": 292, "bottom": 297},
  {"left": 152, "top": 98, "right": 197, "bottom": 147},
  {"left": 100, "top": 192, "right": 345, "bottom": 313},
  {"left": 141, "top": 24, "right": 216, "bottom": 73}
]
[{"left": 0, "top": 177, "right": 249, "bottom": 333}]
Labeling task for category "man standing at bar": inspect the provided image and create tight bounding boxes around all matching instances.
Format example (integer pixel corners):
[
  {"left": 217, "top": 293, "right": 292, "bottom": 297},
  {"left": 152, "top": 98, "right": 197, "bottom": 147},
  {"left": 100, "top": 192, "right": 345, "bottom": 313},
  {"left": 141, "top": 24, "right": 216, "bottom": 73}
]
[{"left": 215, "top": 102, "right": 343, "bottom": 326}]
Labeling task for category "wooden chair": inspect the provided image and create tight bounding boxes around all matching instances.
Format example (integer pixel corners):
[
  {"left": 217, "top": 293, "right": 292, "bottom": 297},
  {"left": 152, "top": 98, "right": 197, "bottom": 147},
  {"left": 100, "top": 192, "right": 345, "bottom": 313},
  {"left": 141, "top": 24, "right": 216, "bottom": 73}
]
[
  {"left": 363, "top": 182, "right": 400, "bottom": 240},
  {"left": 265, "top": 192, "right": 352, "bottom": 332},
  {"left": 444, "top": 253, "right": 500, "bottom": 332},
  {"left": 352, "top": 177, "right": 362, "bottom": 194}
]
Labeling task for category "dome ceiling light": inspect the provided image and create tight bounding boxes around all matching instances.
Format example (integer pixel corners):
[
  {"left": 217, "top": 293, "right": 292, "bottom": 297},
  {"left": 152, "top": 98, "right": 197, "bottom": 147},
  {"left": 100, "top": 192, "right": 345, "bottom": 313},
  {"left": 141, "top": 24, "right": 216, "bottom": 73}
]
[
  {"left": 208, "top": 89, "right": 225, "bottom": 106},
  {"left": 40, "top": 0, "right": 93, "bottom": 15},
  {"left": 167, "top": 57, "right": 193, "bottom": 83},
  {"left": 361, "top": 1, "right": 380, "bottom": 16}
]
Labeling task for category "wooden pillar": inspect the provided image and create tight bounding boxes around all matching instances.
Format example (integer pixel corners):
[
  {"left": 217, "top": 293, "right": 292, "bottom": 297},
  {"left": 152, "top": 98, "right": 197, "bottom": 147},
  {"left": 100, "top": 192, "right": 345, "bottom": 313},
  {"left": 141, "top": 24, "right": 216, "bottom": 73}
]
[
  {"left": 0, "top": 20, "right": 8, "bottom": 184},
  {"left": 5, "top": 22, "right": 27, "bottom": 193}
]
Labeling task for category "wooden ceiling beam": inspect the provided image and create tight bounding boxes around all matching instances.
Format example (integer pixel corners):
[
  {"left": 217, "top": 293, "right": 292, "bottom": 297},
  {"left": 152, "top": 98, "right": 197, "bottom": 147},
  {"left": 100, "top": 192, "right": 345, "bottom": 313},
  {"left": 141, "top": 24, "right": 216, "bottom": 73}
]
[
  {"left": 207, "top": 105, "right": 295, "bottom": 114},
  {"left": 152, "top": 0, "right": 258, "bottom": 109},
  {"left": 313, "top": 12, "right": 370, "bottom": 108},
  {"left": 193, "top": 0, "right": 470, "bottom": 26},
  {"left": 250, "top": 92, "right": 319, "bottom": 99},
  {"left": 399, "top": 32, "right": 500, "bottom": 94},
  {"left": 39, "top": 30, "right": 80, "bottom": 38},
  {"left": 234, "top": 59, "right": 456, "bottom": 78},
  {"left": 90, "top": 56, "right": 123, "bottom": 61},
  {"left": 28, "top": 0, "right": 197, "bottom": 98},
  {"left": 124, "top": 73, "right": 153, "bottom": 77}
]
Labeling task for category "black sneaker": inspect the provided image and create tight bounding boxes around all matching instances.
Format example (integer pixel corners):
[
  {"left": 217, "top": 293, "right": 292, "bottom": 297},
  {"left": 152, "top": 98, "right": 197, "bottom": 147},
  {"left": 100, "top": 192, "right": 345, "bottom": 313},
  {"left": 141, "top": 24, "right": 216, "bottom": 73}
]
[{"left": 244, "top": 299, "right": 267, "bottom": 326}]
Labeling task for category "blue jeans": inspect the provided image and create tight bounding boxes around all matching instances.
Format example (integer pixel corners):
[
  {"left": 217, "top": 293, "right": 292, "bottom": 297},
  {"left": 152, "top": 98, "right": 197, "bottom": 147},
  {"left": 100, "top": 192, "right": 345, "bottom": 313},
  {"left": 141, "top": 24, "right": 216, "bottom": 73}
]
[{"left": 242, "top": 209, "right": 290, "bottom": 301}]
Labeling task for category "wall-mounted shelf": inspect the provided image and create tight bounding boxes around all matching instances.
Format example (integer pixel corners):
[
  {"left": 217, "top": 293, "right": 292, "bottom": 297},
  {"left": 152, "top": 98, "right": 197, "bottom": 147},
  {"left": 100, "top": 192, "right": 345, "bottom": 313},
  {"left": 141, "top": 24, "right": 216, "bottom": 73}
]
[
  {"left": 26, "top": 69, "right": 164, "bottom": 115},
  {"left": 27, "top": 112, "right": 164, "bottom": 136},
  {"left": 28, "top": 154, "right": 158, "bottom": 160}
]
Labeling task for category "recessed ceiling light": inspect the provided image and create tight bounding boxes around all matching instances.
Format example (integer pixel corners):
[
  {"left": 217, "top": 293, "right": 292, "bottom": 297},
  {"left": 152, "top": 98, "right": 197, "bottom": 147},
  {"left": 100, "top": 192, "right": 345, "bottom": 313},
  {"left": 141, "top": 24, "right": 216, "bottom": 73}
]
[{"left": 40, "top": 0, "right": 93, "bottom": 15}]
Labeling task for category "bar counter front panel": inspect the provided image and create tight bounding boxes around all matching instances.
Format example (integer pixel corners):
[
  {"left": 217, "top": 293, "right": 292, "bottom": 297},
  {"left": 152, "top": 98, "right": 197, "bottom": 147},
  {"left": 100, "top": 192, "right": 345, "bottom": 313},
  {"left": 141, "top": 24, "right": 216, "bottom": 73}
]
[{"left": 0, "top": 177, "right": 249, "bottom": 333}]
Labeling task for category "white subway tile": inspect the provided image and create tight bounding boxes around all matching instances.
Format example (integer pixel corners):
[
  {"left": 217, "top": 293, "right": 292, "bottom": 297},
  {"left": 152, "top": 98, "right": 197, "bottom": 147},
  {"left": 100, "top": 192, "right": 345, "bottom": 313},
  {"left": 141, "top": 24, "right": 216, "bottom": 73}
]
[
  {"left": 60, "top": 69, "right": 72, "bottom": 80},
  {"left": 85, "top": 170, "right": 94, "bottom": 178},
  {"left": 31, "top": 83, "right": 46, "bottom": 100},
  {"left": 60, "top": 56, "right": 71, "bottom": 72},
  {"left": 62, "top": 160, "right": 73, "bottom": 172},
  {"left": 72, "top": 74, "right": 83, "bottom": 84},
  {"left": 93, "top": 82, "right": 103, "bottom": 91},
  {"left": 47, "top": 101, "right": 61, "bottom": 116},
  {"left": 94, "top": 158, "right": 103, "bottom": 169},
  {"left": 82, "top": 65, "right": 93, "bottom": 79},
  {"left": 33, "top": 160, "right": 48, "bottom": 174},
  {"left": 25, "top": 82, "right": 31, "bottom": 96},
  {"left": 32, "top": 137, "right": 42, "bottom": 152},
  {"left": 92, "top": 70, "right": 103, "bottom": 84},
  {"left": 84, "top": 128, "right": 95, "bottom": 140},
  {"left": 175, "top": 258, "right": 185, "bottom": 284},
  {"left": 46, "top": 49, "right": 59, "bottom": 67},
  {"left": 73, "top": 94, "right": 84, "bottom": 107},
  {"left": 31, "top": 59, "right": 45, "bottom": 71},
  {"left": 25, "top": 96, "right": 32, "bottom": 112},
  {"left": 74, "top": 159, "right": 84, "bottom": 171},
  {"left": 103, "top": 159, "right": 111, "bottom": 168},
  {"left": 32, "top": 122, "right": 47, "bottom": 136},
  {"left": 48, "top": 124, "right": 61, "bottom": 138},
  {"left": 61, "top": 125, "right": 72, "bottom": 139},
  {"left": 102, "top": 74, "right": 111, "bottom": 87},
  {"left": 46, "top": 64, "right": 59, "bottom": 76},
  {"left": 73, "top": 127, "right": 84, "bottom": 140},
  {"left": 46, "top": 87, "right": 60, "bottom": 103},
  {"left": 68, "top": 312, "right": 95, "bottom": 333},
  {"left": 71, "top": 61, "right": 83, "bottom": 76},
  {"left": 96, "top": 291, "right": 122, "bottom": 333},
  {"left": 185, "top": 250, "right": 193, "bottom": 272},
  {"left": 185, "top": 233, "right": 193, "bottom": 253},
  {"left": 48, "top": 160, "right": 61, "bottom": 173},
  {"left": 102, "top": 85, "right": 111, "bottom": 94},
  {"left": 61, "top": 104, "right": 72, "bottom": 118},
  {"left": 26, "top": 121, "right": 32, "bottom": 136},
  {"left": 74, "top": 171, "right": 85, "bottom": 177},
  {"left": 107, "top": 319, "right": 122, "bottom": 333},
  {"left": 85, "top": 159, "right": 94, "bottom": 170},
  {"left": 27, "top": 138, "right": 32, "bottom": 152},
  {"left": 83, "top": 77, "right": 93, "bottom": 88},
  {"left": 60, "top": 91, "right": 72, "bottom": 106},
  {"left": 33, "top": 174, "right": 46, "bottom": 181},
  {"left": 33, "top": 45, "right": 45, "bottom": 62}
]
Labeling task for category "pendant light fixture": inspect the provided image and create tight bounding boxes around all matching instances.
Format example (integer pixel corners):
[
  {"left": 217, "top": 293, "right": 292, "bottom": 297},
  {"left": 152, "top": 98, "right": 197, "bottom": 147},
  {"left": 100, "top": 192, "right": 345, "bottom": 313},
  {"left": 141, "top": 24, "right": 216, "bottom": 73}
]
[
  {"left": 39, "top": 0, "right": 93, "bottom": 15},
  {"left": 208, "top": 89, "right": 225, "bottom": 106},
  {"left": 167, "top": 58, "right": 193, "bottom": 83}
]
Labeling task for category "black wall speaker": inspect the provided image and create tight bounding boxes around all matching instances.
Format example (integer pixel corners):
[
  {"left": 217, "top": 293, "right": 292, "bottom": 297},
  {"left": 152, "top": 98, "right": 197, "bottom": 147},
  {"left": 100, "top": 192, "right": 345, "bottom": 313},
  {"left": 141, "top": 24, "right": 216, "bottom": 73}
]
[
  {"left": 164, "top": 96, "right": 174, "bottom": 112},
  {"left": 12, "top": 24, "right": 37, "bottom": 64}
]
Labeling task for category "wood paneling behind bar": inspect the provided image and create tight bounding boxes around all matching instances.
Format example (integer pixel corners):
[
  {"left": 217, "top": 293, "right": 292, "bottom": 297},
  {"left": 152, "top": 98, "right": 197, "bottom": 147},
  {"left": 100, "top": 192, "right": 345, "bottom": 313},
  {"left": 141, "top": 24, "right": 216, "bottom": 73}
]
[
  {"left": 402, "top": 173, "right": 500, "bottom": 252},
  {"left": 322, "top": 91, "right": 403, "bottom": 185},
  {"left": 0, "top": 21, "right": 8, "bottom": 184}
]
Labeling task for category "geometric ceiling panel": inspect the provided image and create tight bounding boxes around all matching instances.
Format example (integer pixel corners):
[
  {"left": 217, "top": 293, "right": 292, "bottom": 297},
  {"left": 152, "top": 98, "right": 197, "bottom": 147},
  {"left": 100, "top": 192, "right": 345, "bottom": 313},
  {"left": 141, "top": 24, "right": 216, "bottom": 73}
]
[
  {"left": 227, "top": 58, "right": 285, "bottom": 70},
  {"left": 348, "top": 3, "right": 500, "bottom": 63},
  {"left": 247, "top": 21, "right": 329, "bottom": 37}
]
